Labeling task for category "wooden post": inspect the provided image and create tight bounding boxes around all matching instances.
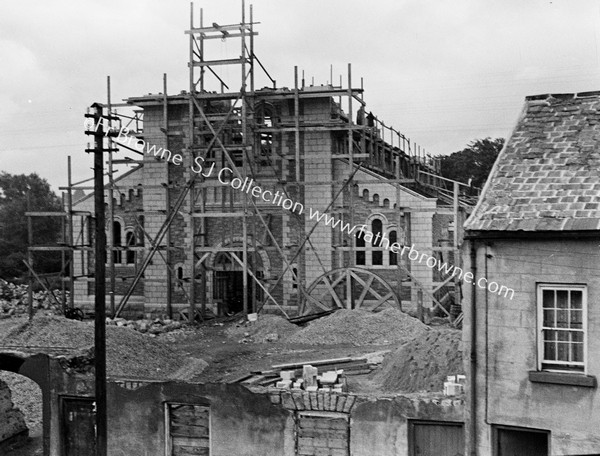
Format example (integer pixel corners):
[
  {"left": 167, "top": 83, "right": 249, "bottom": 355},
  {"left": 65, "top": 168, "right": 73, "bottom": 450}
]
[
  {"left": 417, "top": 289, "right": 424, "bottom": 322},
  {"left": 453, "top": 181, "right": 461, "bottom": 308},
  {"left": 91, "top": 102, "right": 107, "bottom": 456},
  {"left": 107, "top": 76, "right": 116, "bottom": 317},
  {"left": 164, "top": 73, "right": 173, "bottom": 319},
  {"left": 188, "top": 3, "right": 196, "bottom": 322},
  {"left": 27, "top": 193, "right": 33, "bottom": 320},
  {"left": 241, "top": 0, "right": 249, "bottom": 316},
  {"left": 67, "top": 156, "right": 75, "bottom": 309}
]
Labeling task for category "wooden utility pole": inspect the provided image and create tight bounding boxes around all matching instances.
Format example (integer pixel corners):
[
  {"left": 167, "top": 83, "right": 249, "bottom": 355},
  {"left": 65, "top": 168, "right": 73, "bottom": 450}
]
[{"left": 85, "top": 102, "right": 107, "bottom": 456}]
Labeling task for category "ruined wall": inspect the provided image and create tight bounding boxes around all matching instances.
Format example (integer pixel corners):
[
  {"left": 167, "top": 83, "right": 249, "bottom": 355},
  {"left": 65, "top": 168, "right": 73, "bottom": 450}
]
[
  {"left": 463, "top": 238, "right": 600, "bottom": 456},
  {"left": 0, "top": 378, "right": 27, "bottom": 446},
  {"left": 108, "top": 381, "right": 464, "bottom": 456},
  {"left": 108, "top": 382, "right": 294, "bottom": 456},
  {"left": 2, "top": 352, "right": 465, "bottom": 456}
]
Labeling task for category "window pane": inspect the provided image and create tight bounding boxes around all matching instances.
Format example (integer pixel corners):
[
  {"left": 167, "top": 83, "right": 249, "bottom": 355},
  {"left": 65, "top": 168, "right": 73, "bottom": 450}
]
[
  {"left": 571, "top": 290, "right": 583, "bottom": 309},
  {"left": 389, "top": 231, "right": 397, "bottom": 266},
  {"left": 570, "top": 310, "right": 583, "bottom": 329},
  {"left": 372, "top": 251, "right": 383, "bottom": 265},
  {"left": 544, "top": 329, "right": 557, "bottom": 342},
  {"left": 557, "top": 341, "right": 569, "bottom": 361},
  {"left": 544, "top": 341, "right": 556, "bottom": 361},
  {"left": 371, "top": 219, "right": 383, "bottom": 247},
  {"left": 556, "top": 309, "right": 568, "bottom": 328},
  {"left": 556, "top": 290, "right": 568, "bottom": 309},
  {"left": 542, "top": 289, "right": 555, "bottom": 309},
  {"left": 572, "top": 342, "right": 584, "bottom": 363},
  {"left": 356, "top": 233, "right": 365, "bottom": 265},
  {"left": 572, "top": 331, "right": 584, "bottom": 343},
  {"left": 543, "top": 309, "right": 555, "bottom": 327}
]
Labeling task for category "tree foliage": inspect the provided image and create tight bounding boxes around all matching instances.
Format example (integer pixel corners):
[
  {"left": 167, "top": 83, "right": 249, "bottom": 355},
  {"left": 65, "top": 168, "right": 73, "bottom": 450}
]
[
  {"left": 0, "top": 172, "right": 63, "bottom": 279},
  {"left": 439, "top": 137, "right": 505, "bottom": 188}
]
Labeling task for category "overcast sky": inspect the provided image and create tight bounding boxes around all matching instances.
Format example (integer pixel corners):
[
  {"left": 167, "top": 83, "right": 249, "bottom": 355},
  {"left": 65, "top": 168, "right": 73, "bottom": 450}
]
[{"left": 2, "top": 0, "right": 600, "bottom": 191}]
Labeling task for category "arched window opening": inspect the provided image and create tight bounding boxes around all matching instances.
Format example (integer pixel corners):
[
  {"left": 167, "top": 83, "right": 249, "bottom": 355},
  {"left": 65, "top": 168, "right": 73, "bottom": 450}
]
[
  {"left": 356, "top": 231, "right": 366, "bottom": 265},
  {"left": 371, "top": 218, "right": 383, "bottom": 265},
  {"left": 125, "top": 231, "right": 136, "bottom": 264},
  {"left": 137, "top": 216, "right": 145, "bottom": 246},
  {"left": 113, "top": 221, "right": 122, "bottom": 264},
  {"left": 292, "top": 266, "right": 298, "bottom": 290}
]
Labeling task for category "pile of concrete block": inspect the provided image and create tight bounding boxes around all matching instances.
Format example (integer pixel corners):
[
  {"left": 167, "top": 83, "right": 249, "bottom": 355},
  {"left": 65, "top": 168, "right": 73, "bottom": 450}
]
[
  {"left": 276, "top": 365, "right": 347, "bottom": 393},
  {"left": 443, "top": 374, "right": 466, "bottom": 396}
]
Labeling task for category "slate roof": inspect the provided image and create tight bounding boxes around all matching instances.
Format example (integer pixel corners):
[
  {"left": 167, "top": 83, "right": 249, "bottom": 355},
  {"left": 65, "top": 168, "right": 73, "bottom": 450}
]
[{"left": 465, "top": 91, "right": 600, "bottom": 232}]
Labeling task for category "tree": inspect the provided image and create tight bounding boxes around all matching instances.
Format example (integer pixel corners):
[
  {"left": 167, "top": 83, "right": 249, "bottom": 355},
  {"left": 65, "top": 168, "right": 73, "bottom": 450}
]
[
  {"left": 439, "top": 137, "right": 504, "bottom": 188},
  {"left": 0, "top": 172, "right": 63, "bottom": 279}
]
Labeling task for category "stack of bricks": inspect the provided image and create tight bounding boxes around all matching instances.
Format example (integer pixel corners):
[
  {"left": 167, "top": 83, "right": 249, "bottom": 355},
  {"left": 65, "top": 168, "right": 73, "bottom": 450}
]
[{"left": 0, "top": 379, "right": 27, "bottom": 445}]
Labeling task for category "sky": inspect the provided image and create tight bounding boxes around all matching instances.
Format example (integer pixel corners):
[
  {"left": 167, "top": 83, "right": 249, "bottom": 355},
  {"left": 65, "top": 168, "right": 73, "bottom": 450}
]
[{"left": 1, "top": 0, "right": 600, "bottom": 192}]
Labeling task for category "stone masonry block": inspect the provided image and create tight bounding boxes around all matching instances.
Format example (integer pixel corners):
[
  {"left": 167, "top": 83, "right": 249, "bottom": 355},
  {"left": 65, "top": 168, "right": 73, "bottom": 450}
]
[
  {"left": 342, "top": 395, "right": 356, "bottom": 413},
  {"left": 281, "top": 391, "right": 296, "bottom": 410},
  {"left": 335, "top": 395, "right": 347, "bottom": 413}
]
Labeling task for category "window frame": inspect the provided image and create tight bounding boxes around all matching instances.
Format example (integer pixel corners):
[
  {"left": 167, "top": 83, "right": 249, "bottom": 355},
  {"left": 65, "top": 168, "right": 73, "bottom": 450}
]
[
  {"left": 354, "top": 214, "right": 402, "bottom": 269},
  {"left": 164, "top": 402, "right": 211, "bottom": 456},
  {"left": 537, "top": 283, "right": 587, "bottom": 375}
]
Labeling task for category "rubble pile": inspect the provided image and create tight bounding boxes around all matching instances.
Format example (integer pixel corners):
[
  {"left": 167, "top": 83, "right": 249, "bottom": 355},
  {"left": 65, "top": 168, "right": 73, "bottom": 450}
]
[
  {"left": 0, "top": 280, "right": 65, "bottom": 317},
  {"left": 106, "top": 317, "right": 185, "bottom": 336},
  {"left": 226, "top": 314, "right": 300, "bottom": 343},
  {"left": 0, "top": 373, "right": 41, "bottom": 431},
  {"left": 287, "top": 308, "right": 429, "bottom": 346},
  {"left": 0, "top": 316, "right": 196, "bottom": 379},
  {"left": 370, "top": 327, "right": 464, "bottom": 393}
]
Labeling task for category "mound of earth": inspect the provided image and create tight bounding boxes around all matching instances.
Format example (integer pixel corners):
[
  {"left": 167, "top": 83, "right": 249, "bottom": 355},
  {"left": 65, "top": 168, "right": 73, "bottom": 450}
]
[
  {"left": 287, "top": 308, "right": 429, "bottom": 346},
  {"left": 371, "top": 327, "right": 463, "bottom": 393},
  {"left": 1, "top": 316, "right": 194, "bottom": 379},
  {"left": 226, "top": 314, "right": 300, "bottom": 343}
]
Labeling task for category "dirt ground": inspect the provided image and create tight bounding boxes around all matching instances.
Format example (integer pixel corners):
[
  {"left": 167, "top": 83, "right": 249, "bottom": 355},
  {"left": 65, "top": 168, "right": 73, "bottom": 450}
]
[{"left": 0, "top": 311, "right": 463, "bottom": 455}]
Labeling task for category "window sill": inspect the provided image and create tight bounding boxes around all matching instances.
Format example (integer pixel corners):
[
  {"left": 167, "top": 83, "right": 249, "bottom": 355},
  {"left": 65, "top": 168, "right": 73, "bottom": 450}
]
[{"left": 528, "top": 371, "right": 597, "bottom": 388}]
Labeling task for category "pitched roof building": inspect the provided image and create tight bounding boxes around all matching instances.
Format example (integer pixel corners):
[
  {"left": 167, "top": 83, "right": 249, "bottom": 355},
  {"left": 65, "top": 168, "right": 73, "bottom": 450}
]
[{"left": 463, "top": 92, "right": 600, "bottom": 456}]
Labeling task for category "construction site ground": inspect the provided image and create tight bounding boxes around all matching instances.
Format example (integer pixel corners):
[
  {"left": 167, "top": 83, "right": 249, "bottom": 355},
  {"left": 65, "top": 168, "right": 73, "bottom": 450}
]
[{"left": 0, "top": 309, "right": 463, "bottom": 454}]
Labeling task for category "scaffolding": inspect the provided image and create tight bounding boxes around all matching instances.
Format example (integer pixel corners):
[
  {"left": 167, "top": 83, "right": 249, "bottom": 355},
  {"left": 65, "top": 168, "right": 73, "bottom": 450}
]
[{"left": 26, "top": 1, "right": 478, "bottom": 324}]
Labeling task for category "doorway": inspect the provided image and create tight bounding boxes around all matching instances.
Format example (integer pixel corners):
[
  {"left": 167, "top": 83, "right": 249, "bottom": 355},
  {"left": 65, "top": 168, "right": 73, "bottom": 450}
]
[
  {"left": 409, "top": 420, "right": 464, "bottom": 456},
  {"left": 494, "top": 425, "right": 549, "bottom": 456},
  {"left": 61, "top": 397, "right": 96, "bottom": 456},
  {"left": 212, "top": 250, "right": 264, "bottom": 314}
]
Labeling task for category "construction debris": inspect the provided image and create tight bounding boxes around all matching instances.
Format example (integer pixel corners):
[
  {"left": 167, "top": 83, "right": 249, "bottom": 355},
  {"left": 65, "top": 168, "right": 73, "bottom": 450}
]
[
  {"left": 0, "top": 316, "right": 197, "bottom": 379},
  {"left": 225, "top": 314, "right": 300, "bottom": 343},
  {"left": 370, "top": 327, "right": 463, "bottom": 393},
  {"left": 443, "top": 374, "right": 466, "bottom": 396},
  {"left": 231, "top": 353, "right": 386, "bottom": 390},
  {"left": 0, "top": 280, "right": 64, "bottom": 317},
  {"left": 286, "top": 308, "right": 429, "bottom": 346},
  {"left": 105, "top": 317, "right": 184, "bottom": 335}
]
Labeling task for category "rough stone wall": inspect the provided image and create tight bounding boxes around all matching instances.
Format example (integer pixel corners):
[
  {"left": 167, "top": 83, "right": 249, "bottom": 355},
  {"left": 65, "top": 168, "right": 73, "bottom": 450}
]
[{"left": 0, "top": 379, "right": 27, "bottom": 445}]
